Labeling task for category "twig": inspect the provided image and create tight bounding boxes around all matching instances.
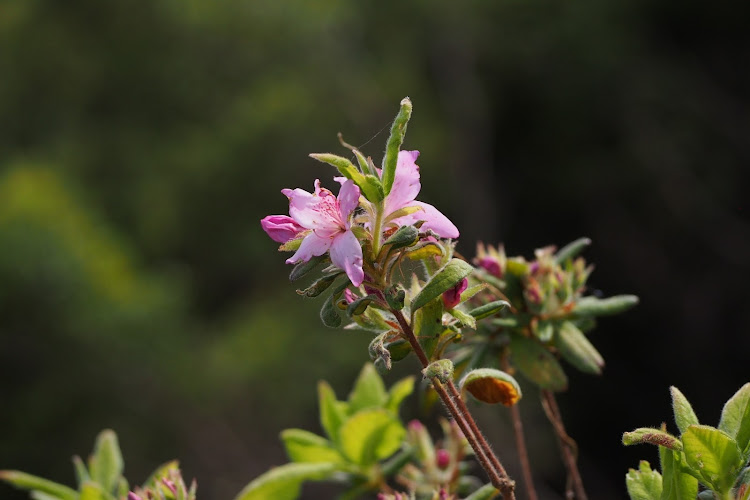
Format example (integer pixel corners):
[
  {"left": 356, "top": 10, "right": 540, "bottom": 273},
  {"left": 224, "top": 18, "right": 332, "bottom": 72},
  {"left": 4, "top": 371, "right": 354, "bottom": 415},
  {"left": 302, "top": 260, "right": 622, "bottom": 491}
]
[
  {"left": 500, "top": 354, "right": 538, "bottom": 500},
  {"left": 391, "top": 308, "right": 516, "bottom": 499},
  {"left": 540, "top": 390, "right": 587, "bottom": 500}
]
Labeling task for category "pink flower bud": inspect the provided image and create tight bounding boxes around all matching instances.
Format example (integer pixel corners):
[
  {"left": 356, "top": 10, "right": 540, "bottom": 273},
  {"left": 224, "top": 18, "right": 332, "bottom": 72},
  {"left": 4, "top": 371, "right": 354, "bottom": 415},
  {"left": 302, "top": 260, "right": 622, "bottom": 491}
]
[
  {"left": 442, "top": 278, "right": 468, "bottom": 309},
  {"left": 478, "top": 256, "right": 502, "bottom": 278},
  {"left": 260, "top": 215, "right": 304, "bottom": 243},
  {"left": 436, "top": 448, "right": 451, "bottom": 469},
  {"left": 127, "top": 493, "right": 143, "bottom": 500}
]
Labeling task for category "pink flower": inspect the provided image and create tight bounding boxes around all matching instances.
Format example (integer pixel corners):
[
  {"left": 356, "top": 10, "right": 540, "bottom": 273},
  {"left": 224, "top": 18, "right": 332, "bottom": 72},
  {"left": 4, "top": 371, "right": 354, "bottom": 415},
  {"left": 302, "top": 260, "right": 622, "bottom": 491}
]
[
  {"left": 260, "top": 215, "right": 304, "bottom": 243},
  {"left": 442, "top": 278, "right": 468, "bottom": 309},
  {"left": 272, "top": 179, "right": 364, "bottom": 286},
  {"left": 384, "top": 151, "right": 459, "bottom": 239}
]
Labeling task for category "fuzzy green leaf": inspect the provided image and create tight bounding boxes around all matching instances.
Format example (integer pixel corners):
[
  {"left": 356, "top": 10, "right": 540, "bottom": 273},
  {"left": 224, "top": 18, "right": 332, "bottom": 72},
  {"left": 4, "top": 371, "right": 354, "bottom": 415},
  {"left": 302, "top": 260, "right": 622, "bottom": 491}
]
[
  {"left": 141, "top": 460, "right": 179, "bottom": 490},
  {"left": 381, "top": 98, "right": 413, "bottom": 195},
  {"left": 233, "top": 462, "right": 339, "bottom": 500},
  {"left": 296, "top": 273, "right": 340, "bottom": 298},
  {"left": 87, "top": 430, "right": 123, "bottom": 495},
  {"left": 509, "top": 334, "right": 568, "bottom": 391},
  {"left": 411, "top": 259, "right": 474, "bottom": 312},
  {"left": 555, "top": 321, "right": 604, "bottom": 375},
  {"left": 320, "top": 297, "right": 342, "bottom": 328},
  {"left": 719, "top": 383, "right": 750, "bottom": 441},
  {"left": 280, "top": 429, "right": 344, "bottom": 464},
  {"left": 318, "top": 381, "right": 347, "bottom": 443},
  {"left": 338, "top": 409, "right": 405, "bottom": 466},
  {"left": 289, "top": 255, "right": 328, "bottom": 282},
  {"left": 348, "top": 363, "right": 387, "bottom": 413},
  {"left": 0, "top": 471, "right": 78, "bottom": 500},
  {"left": 309, "top": 153, "right": 383, "bottom": 202},
  {"left": 625, "top": 461, "right": 663, "bottom": 500},
  {"left": 682, "top": 424, "right": 743, "bottom": 493},
  {"left": 670, "top": 386, "right": 700, "bottom": 436},
  {"left": 383, "top": 225, "right": 419, "bottom": 250},
  {"left": 622, "top": 428, "right": 682, "bottom": 450},
  {"left": 659, "top": 448, "right": 698, "bottom": 500},
  {"left": 468, "top": 300, "right": 510, "bottom": 320},
  {"left": 413, "top": 298, "right": 444, "bottom": 359}
]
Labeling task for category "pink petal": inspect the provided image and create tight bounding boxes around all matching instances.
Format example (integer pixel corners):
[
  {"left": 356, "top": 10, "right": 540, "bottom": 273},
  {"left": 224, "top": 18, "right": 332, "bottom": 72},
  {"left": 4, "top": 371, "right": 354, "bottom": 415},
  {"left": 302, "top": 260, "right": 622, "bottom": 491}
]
[
  {"left": 283, "top": 186, "right": 318, "bottom": 228},
  {"left": 384, "top": 150, "right": 422, "bottom": 215},
  {"left": 286, "top": 232, "right": 332, "bottom": 264},
  {"left": 336, "top": 179, "right": 361, "bottom": 221},
  {"left": 391, "top": 201, "right": 459, "bottom": 239},
  {"left": 260, "top": 215, "right": 304, "bottom": 243},
  {"left": 442, "top": 278, "right": 468, "bottom": 309},
  {"left": 329, "top": 229, "right": 364, "bottom": 286}
]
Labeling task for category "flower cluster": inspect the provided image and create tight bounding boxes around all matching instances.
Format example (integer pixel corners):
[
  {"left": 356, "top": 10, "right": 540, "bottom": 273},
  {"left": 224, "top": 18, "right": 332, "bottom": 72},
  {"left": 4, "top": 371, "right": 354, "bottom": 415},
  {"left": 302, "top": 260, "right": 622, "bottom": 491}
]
[{"left": 261, "top": 149, "right": 458, "bottom": 288}]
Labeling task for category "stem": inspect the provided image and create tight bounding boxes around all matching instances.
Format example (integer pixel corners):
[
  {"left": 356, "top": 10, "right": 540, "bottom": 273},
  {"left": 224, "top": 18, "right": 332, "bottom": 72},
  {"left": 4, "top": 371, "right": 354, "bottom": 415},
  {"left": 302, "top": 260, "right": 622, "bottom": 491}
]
[
  {"left": 540, "top": 390, "right": 587, "bottom": 500},
  {"left": 371, "top": 201, "right": 385, "bottom": 259},
  {"left": 500, "top": 355, "right": 538, "bottom": 500},
  {"left": 391, "top": 308, "right": 516, "bottom": 499}
]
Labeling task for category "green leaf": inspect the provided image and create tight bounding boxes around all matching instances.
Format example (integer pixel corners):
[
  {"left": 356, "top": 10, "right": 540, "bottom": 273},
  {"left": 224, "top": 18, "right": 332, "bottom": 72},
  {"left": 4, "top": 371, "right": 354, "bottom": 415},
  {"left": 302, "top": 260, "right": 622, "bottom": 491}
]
[
  {"left": 385, "top": 376, "right": 415, "bottom": 415},
  {"left": 411, "top": 259, "right": 474, "bottom": 312},
  {"left": 88, "top": 430, "right": 123, "bottom": 494},
  {"left": 348, "top": 363, "right": 387, "bottom": 413},
  {"left": 682, "top": 424, "right": 743, "bottom": 493},
  {"left": 308, "top": 154, "right": 383, "bottom": 202},
  {"left": 346, "top": 294, "right": 377, "bottom": 317},
  {"left": 381, "top": 98, "right": 413, "bottom": 195},
  {"left": 459, "top": 368, "right": 522, "bottom": 406},
  {"left": 670, "top": 386, "right": 699, "bottom": 436},
  {"left": 382, "top": 225, "right": 419, "bottom": 250},
  {"left": 320, "top": 296, "right": 342, "bottom": 328},
  {"left": 233, "top": 462, "right": 339, "bottom": 500},
  {"left": 141, "top": 460, "right": 180, "bottom": 489},
  {"left": 622, "top": 428, "right": 682, "bottom": 450},
  {"left": 413, "top": 298, "right": 444, "bottom": 359},
  {"left": 338, "top": 409, "right": 405, "bottom": 465},
  {"left": 626, "top": 461, "right": 663, "bottom": 500},
  {"left": 509, "top": 334, "right": 568, "bottom": 391},
  {"left": 468, "top": 300, "right": 510, "bottom": 320},
  {"left": 464, "top": 483, "right": 500, "bottom": 500},
  {"left": 555, "top": 237, "right": 592, "bottom": 263},
  {"left": 573, "top": 295, "right": 639, "bottom": 316},
  {"left": 0, "top": 471, "right": 78, "bottom": 500},
  {"left": 72, "top": 456, "right": 90, "bottom": 486},
  {"left": 296, "top": 273, "right": 341, "bottom": 298},
  {"left": 280, "top": 429, "right": 344, "bottom": 464},
  {"left": 718, "top": 383, "right": 750, "bottom": 440},
  {"left": 659, "top": 447, "right": 698, "bottom": 500},
  {"left": 30, "top": 492, "right": 66, "bottom": 500},
  {"left": 555, "top": 321, "right": 604, "bottom": 375},
  {"left": 534, "top": 319, "right": 554, "bottom": 343},
  {"left": 318, "top": 381, "right": 347, "bottom": 443},
  {"left": 449, "top": 308, "right": 476, "bottom": 329},
  {"left": 79, "top": 482, "right": 108, "bottom": 500},
  {"left": 289, "top": 255, "right": 328, "bottom": 282}
]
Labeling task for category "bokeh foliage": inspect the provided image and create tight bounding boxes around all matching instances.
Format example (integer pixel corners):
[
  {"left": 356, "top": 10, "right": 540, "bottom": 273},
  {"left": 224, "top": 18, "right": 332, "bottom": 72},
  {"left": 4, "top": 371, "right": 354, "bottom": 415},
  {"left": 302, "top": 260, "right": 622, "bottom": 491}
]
[{"left": 1, "top": 0, "right": 748, "bottom": 498}]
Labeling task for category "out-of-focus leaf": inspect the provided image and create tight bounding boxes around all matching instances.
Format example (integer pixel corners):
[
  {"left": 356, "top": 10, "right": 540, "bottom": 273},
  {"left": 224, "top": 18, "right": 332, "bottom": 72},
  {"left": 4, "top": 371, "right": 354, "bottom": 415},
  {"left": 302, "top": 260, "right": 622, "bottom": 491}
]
[
  {"left": 555, "top": 321, "right": 604, "bottom": 375},
  {"left": 555, "top": 237, "right": 591, "bottom": 263},
  {"left": 509, "top": 334, "right": 567, "bottom": 391},
  {"left": 338, "top": 409, "right": 405, "bottom": 466},
  {"left": 719, "top": 383, "right": 750, "bottom": 440},
  {"left": 318, "top": 381, "right": 347, "bottom": 443},
  {"left": 385, "top": 376, "right": 415, "bottom": 415},
  {"left": 233, "top": 462, "right": 339, "bottom": 500},
  {"left": 347, "top": 363, "right": 387, "bottom": 413},
  {"left": 0, "top": 471, "right": 78, "bottom": 500},
  {"left": 280, "top": 429, "right": 344, "bottom": 464},
  {"left": 573, "top": 295, "right": 639, "bottom": 316}
]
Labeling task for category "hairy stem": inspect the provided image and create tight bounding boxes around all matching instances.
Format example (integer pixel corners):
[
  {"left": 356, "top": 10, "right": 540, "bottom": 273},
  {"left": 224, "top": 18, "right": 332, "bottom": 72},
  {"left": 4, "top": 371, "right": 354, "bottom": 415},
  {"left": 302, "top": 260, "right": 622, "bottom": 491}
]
[
  {"left": 540, "top": 390, "right": 587, "bottom": 500},
  {"left": 371, "top": 201, "right": 385, "bottom": 259},
  {"left": 390, "top": 308, "right": 516, "bottom": 499},
  {"left": 500, "top": 354, "right": 538, "bottom": 500}
]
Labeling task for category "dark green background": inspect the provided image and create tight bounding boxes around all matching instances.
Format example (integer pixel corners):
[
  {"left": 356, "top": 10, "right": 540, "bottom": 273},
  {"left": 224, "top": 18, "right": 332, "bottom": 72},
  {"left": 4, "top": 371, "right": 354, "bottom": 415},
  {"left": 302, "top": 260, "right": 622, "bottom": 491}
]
[{"left": 1, "top": 0, "right": 748, "bottom": 498}]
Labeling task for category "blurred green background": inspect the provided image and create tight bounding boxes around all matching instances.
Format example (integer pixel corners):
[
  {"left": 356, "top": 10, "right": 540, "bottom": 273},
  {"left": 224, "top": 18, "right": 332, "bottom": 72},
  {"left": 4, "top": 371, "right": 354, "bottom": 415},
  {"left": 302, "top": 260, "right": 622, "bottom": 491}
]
[{"left": 1, "top": 0, "right": 748, "bottom": 498}]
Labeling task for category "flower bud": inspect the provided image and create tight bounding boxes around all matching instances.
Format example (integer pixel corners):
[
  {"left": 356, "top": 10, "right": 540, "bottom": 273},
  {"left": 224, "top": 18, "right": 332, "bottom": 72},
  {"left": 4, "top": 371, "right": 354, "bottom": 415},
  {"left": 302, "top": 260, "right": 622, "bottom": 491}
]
[
  {"left": 442, "top": 278, "right": 468, "bottom": 309},
  {"left": 436, "top": 449, "right": 450, "bottom": 470}
]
